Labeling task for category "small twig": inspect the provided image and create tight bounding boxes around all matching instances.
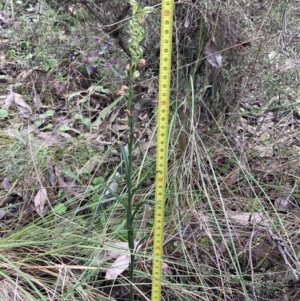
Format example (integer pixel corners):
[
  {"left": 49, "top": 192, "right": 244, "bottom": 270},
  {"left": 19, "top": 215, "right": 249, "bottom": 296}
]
[
  {"left": 268, "top": 228, "right": 300, "bottom": 280},
  {"left": 163, "top": 223, "right": 191, "bottom": 247},
  {"left": 248, "top": 229, "right": 258, "bottom": 301}
]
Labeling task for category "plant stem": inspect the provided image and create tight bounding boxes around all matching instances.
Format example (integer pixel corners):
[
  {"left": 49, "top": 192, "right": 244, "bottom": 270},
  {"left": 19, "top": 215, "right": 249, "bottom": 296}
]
[
  {"left": 123, "top": 3, "right": 153, "bottom": 298},
  {"left": 126, "top": 78, "right": 135, "bottom": 300}
]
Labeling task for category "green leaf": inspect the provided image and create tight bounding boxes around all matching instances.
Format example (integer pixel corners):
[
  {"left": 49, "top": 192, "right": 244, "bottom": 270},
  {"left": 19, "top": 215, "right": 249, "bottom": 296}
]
[
  {"left": 58, "top": 125, "right": 70, "bottom": 132},
  {"left": 92, "top": 177, "right": 105, "bottom": 185},
  {"left": 40, "top": 110, "right": 54, "bottom": 119},
  {"left": 45, "top": 109, "right": 55, "bottom": 117},
  {"left": 94, "top": 85, "right": 110, "bottom": 94},
  {"left": 83, "top": 118, "right": 91, "bottom": 126},
  {"left": 143, "top": 6, "right": 154, "bottom": 14},
  {"left": 129, "top": 0, "right": 138, "bottom": 14},
  {"left": 91, "top": 194, "right": 100, "bottom": 205},
  {"left": 34, "top": 120, "right": 43, "bottom": 127},
  {"left": 53, "top": 203, "right": 67, "bottom": 214},
  {"left": 73, "top": 113, "right": 82, "bottom": 120},
  {"left": 79, "top": 168, "right": 90, "bottom": 175},
  {"left": 63, "top": 169, "right": 83, "bottom": 185},
  {"left": 43, "top": 124, "right": 53, "bottom": 130},
  {"left": 0, "top": 109, "right": 8, "bottom": 118}
]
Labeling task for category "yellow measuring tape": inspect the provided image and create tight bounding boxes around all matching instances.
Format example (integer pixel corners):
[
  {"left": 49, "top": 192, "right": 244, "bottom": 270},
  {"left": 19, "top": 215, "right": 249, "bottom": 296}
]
[{"left": 151, "top": 0, "right": 174, "bottom": 300}]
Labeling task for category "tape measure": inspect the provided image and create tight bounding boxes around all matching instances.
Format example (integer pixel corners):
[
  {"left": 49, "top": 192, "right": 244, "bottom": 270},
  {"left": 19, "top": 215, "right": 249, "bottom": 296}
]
[{"left": 151, "top": 0, "right": 174, "bottom": 300}]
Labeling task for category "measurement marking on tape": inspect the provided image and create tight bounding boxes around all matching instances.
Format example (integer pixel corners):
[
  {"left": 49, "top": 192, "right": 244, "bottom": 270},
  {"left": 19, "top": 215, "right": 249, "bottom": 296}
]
[{"left": 151, "top": 1, "right": 174, "bottom": 301}]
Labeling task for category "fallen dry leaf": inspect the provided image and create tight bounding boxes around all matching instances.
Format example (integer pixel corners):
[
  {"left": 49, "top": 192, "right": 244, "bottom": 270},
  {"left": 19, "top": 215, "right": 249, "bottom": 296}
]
[
  {"left": 34, "top": 187, "right": 48, "bottom": 217},
  {"left": 228, "top": 211, "right": 270, "bottom": 227},
  {"left": 204, "top": 39, "right": 222, "bottom": 68},
  {"left": 2, "top": 177, "right": 11, "bottom": 191},
  {"left": 13, "top": 93, "right": 32, "bottom": 118},
  {"left": 46, "top": 159, "right": 56, "bottom": 186},
  {"left": 83, "top": 155, "right": 102, "bottom": 173},
  {"left": 94, "top": 241, "right": 141, "bottom": 280},
  {"left": 105, "top": 253, "right": 130, "bottom": 280},
  {"left": 32, "top": 94, "right": 42, "bottom": 111},
  {"left": 16, "top": 69, "right": 34, "bottom": 82},
  {"left": 36, "top": 132, "right": 67, "bottom": 146},
  {"left": 2, "top": 92, "right": 14, "bottom": 109},
  {"left": 2, "top": 90, "right": 32, "bottom": 118},
  {"left": 162, "top": 262, "right": 172, "bottom": 275},
  {"left": 105, "top": 241, "right": 141, "bottom": 280}
]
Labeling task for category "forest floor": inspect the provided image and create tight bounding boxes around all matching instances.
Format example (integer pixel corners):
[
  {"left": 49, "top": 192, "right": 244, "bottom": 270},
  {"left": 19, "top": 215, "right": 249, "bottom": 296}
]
[{"left": 0, "top": 1, "right": 300, "bottom": 301}]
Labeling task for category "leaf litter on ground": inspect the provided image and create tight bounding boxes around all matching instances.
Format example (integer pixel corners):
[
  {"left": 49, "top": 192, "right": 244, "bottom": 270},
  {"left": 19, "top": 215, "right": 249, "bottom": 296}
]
[
  {"left": 2, "top": 89, "right": 32, "bottom": 118},
  {"left": 34, "top": 186, "right": 48, "bottom": 217},
  {"left": 94, "top": 241, "right": 142, "bottom": 280}
]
